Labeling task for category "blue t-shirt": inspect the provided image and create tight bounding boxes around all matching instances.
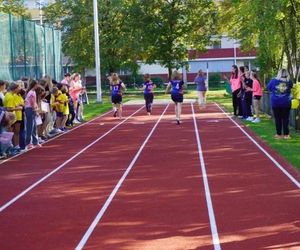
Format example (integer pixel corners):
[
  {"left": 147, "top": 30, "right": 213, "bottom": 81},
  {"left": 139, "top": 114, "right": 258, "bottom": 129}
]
[
  {"left": 143, "top": 81, "right": 155, "bottom": 94},
  {"left": 194, "top": 75, "right": 206, "bottom": 91},
  {"left": 170, "top": 80, "right": 184, "bottom": 95},
  {"left": 111, "top": 82, "right": 122, "bottom": 96},
  {"left": 267, "top": 78, "right": 293, "bottom": 108}
]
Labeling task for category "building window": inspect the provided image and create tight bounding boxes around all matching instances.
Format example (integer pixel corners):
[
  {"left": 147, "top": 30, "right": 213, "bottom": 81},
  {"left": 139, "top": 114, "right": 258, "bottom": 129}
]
[{"left": 211, "top": 40, "right": 221, "bottom": 49}]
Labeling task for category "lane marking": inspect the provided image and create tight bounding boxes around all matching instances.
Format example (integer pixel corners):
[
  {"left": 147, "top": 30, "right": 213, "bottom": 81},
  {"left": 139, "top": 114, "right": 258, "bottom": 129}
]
[
  {"left": 0, "top": 109, "right": 112, "bottom": 166},
  {"left": 75, "top": 104, "right": 169, "bottom": 250},
  {"left": 215, "top": 103, "right": 300, "bottom": 189},
  {"left": 0, "top": 106, "right": 144, "bottom": 213},
  {"left": 191, "top": 103, "right": 221, "bottom": 250}
]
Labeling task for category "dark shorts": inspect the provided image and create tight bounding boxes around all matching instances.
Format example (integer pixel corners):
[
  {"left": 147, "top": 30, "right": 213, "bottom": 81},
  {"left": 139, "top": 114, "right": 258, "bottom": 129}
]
[
  {"left": 171, "top": 93, "right": 183, "bottom": 103},
  {"left": 56, "top": 112, "right": 64, "bottom": 117},
  {"left": 111, "top": 94, "right": 122, "bottom": 104},
  {"left": 254, "top": 95, "right": 261, "bottom": 100}
]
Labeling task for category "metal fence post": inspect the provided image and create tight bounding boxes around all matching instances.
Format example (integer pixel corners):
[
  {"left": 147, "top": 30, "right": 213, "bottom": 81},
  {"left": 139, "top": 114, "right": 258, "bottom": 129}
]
[
  {"left": 33, "top": 23, "right": 38, "bottom": 79},
  {"left": 22, "top": 17, "right": 27, "bottom": 77},
  {"left": 9, "top": 14, "right": 14, "bottom": 80},
  {"left": 52, "top": 27, "right": 56, "bottom": 80}
]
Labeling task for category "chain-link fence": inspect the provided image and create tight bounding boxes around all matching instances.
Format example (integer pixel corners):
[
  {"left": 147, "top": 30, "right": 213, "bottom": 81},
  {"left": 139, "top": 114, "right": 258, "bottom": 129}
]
[{"left": 0, "top": 13, "right": 62, "bottom": 81}]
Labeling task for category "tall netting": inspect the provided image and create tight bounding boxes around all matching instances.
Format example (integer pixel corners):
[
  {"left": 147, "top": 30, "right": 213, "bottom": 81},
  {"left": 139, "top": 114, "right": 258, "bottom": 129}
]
[
  {"left": 0, "top": 13, "right": 12, "bottom": 81},
  {"left": 0, "top": 13, "right": 62, "bottom": 81}
]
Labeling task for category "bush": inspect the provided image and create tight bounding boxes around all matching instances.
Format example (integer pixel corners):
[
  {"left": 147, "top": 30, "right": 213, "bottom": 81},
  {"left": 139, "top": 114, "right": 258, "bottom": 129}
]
[{"left": 151, "top": 77, "right": 164, "bottom": 88}]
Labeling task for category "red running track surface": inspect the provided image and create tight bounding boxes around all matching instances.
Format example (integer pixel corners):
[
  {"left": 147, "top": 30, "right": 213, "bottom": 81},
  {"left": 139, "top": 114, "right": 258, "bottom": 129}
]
[{"left": 0, "top": 103, "right": 299, "bottom": 250}]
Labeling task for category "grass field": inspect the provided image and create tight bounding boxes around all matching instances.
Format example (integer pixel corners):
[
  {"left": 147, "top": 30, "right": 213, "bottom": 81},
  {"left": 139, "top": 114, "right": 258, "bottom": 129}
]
[{"left": 83, "top": 89, "right": 300, "bottom": 170}]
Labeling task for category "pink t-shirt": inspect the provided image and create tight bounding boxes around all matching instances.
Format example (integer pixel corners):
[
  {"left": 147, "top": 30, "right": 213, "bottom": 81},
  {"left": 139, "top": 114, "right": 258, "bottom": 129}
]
[
  {"left": 252, "top": 79, "right": 263, "bottom": 96},
  {"left": 230, "top": 76, "right": 241, "bottom": 92},
  {"left": 25, "top": 90, "right": 37, "bottom": 109}
]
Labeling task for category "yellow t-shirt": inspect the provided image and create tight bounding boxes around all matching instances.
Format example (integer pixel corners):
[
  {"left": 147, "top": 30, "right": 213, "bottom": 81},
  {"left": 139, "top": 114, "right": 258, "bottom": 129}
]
[
  {"left": 3, "top": 92, "right": 16, "bottom": 117},
  {"left": 14, "top": 94, "right": 24, "bottom": 121},
  {"left": 56, "top": 92, "right": 68, "bottom": 114},
  {"left": 62, "top": 94, "right": 69, "bottom": 115}
]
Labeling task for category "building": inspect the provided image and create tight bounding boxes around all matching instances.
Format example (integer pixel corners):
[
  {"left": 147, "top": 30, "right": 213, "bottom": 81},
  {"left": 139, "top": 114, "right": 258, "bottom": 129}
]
[{"left": 138, "top": 35, "right": 257, "bottom": 82}]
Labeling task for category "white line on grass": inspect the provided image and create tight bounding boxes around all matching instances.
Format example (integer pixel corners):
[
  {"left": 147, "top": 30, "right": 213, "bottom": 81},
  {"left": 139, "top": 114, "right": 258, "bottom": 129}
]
[
  {"left": 0, "top": 106, "right": 144, "bottom": 213},
  {"left": 75, "top": 104, "right": 169, "bottom": 250},
  {"left": 215, "top": 103, "right": 300, "bottom": 189},
  {"left": 191, "top": 103, "right": 221, "bottom": 250},
  {"left": 0, "top": 109, "right": 113, "bottom": 166}
]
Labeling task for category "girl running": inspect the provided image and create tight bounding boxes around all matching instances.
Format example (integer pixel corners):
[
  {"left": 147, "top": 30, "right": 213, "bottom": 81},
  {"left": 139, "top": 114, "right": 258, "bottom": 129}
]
[
  {"left": 110, "top": 73, "right": 126, "bottom": 118},
  {"left": 142, "top": 73, "right": 156, "bottom": 115},
  {"left": 165, "top": 70, "right": 185, "bottom": 125}
]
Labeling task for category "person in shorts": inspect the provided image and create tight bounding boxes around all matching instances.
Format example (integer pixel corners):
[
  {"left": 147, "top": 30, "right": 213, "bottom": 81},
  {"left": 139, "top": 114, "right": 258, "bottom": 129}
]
[
  {"left": 110, "top": 73, "right": 126, "bottom": 119},
  {"left": 165, "top": 70, "right": 185, "bottom": 125}
]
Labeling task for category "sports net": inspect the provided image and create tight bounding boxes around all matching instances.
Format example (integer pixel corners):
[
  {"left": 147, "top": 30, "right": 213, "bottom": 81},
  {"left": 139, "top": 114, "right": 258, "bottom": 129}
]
[{"left": 0, "top": 12, "right": 62, "bottom": 81}]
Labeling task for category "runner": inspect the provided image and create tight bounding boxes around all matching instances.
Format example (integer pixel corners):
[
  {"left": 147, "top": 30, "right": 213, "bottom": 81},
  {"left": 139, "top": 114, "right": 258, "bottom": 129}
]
[
  {"left": 142, "top": 73, "right": 156, "bottom": 115},
  {"left": 110, "top": 73, "right": 126, "bottom": 119},
  {"left": 165, "top": 70, "right": 185, "bottom": 125}
]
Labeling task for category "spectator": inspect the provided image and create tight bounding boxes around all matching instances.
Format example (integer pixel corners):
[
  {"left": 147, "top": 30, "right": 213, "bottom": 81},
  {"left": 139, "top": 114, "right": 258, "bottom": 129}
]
[
  {"left": 249, "top": 71, "right": 263, "bottom": 123},
  {"left": 0, "top": 80, "right": 7, "bottom": 107},
  {"left": 194, "top": 69, "right": 208, "bottom": 109},
  {"left": 229, "top": 65, "right": 242, "bottom": 116},
  {"left": 25, "top": 80, "right": 40, "bottom": 149},
  {"left": 3, "top": 82, "right": 23, "bottom": 150},
  {"left": 242, "top": 70, "right": 253, "bottom": 120},
  {"left": 267, "top": 69, "right": 293, "bottom": 139}
]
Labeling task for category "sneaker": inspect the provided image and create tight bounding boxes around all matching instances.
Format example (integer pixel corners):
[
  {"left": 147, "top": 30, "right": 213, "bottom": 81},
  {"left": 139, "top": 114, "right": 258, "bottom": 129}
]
[
  {"left": 246, "top": 117, "right": 254, "bottom": 121},
  {"left": 283, "top": 135, "right": 291, "bottom": 140},
  {"left": 38, "top": 138, "right": 45, "bottom": 144},
  {"left": 27, "top": 144, "right": 35, "bottom": 149},
  {"left": 113, "top": 110, "right": 117, "bottom": 117},
  {"left": 74, "top": 119, "right": 81, "bottom": 124},
  {"left": 34, "top": 143, "right": 42, "bottom": 147},
  {"left": 176, "top": 119, "right": 180, "bottom": 125},
  {"left": 252, "top": 118, "right": 261, "bottom": 123},
  {"left": 147, "top": 112, "right": 151, "bottom": 116},
  {"left": 274, "top": 134, "right": 282, "bottom": 139},
  {"left": 20, "top": 147, "right": 28, "bottom": 153}
]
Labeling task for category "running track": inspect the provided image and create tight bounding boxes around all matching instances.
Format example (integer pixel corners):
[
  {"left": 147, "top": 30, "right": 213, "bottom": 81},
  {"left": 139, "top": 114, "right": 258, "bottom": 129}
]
[{"left": 0, "top": 103, "right": 299, "bottom": 250}]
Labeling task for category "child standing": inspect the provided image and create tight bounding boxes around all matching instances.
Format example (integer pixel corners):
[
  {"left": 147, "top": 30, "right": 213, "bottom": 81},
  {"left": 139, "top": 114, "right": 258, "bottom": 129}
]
[
  {"left": 25, "top": 80, "right": 40, "bottom": 148},
  {"left": 165, "top": 70, "right": 185, "bottom": 125},
  {"left": 142, "top": 73, "right": 156, "bottom": 115},
  {"left": 110, "top": 73, "right": 126, "bottom": 118},
  {"left": 249, "top": 72, "right": 263, "bottom": 123}
]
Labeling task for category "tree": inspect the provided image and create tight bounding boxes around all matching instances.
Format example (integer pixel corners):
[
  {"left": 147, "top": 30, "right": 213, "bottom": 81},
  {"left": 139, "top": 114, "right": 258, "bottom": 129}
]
[
  {"left": 129, "top": 0, "right": 217, "bottom": 79},
  {"left": 0, "top": 0, "right": 29, "bottom": 17},
  {"left": 45, "top": 0, "right": 217, "bottom": 79},
  {"left": 218, "top": 0, "right": 300, "bottom": 83},
  {"left": 44, "top": 0, "right": 141, "bottom": 74}
]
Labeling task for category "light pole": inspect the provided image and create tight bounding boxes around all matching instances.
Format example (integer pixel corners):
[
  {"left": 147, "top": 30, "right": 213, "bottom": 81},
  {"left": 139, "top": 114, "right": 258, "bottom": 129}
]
[{"left": 93, "top": 0, "right": 102, "bottom": 103}]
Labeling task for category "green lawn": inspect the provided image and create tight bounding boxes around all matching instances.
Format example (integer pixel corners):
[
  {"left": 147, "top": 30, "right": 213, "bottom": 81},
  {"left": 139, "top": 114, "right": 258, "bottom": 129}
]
[{"left": 83, "top": 89, "right": 300, "bottom": 170}]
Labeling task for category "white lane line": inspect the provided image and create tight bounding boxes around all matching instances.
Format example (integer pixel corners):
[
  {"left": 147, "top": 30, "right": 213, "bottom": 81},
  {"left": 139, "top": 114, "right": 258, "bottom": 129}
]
[
  {"left": 215, "top": 103, "right": 300, "bottom": 189},
  {"left": 75, "top": 104, "right": 169, "bottom": 250},
  {"left": 0, "top": 106, "right": 144, "bottom": 213},
  {"left": 191, "top": 103, "right": 221, "bottom": 250},
  {"left": 0, "top": 109, "right": 113, "bottom": 166}
]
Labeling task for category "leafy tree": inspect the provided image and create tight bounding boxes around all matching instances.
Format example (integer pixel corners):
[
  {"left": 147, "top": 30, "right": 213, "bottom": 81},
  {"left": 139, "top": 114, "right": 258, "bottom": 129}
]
[
  {"left": 129, "top": 0, "right": 217, "bottom": 79},
  {"left": 0, "top": 0, "right": 29, "bottom": 17},
  {"left": 218, "top": 0, "right": 300, "bottom": 82},
  {"left": 45, "top": 0, "right": 217, "bottom": 79},
  {"left": 44, "top": 0, "right": 141, "bottom": 74}
]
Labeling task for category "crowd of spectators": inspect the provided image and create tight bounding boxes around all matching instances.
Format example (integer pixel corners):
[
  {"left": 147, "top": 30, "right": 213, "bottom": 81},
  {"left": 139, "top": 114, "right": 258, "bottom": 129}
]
[{"left": 0, "top": 73, "right": 86, "bottom": 159}]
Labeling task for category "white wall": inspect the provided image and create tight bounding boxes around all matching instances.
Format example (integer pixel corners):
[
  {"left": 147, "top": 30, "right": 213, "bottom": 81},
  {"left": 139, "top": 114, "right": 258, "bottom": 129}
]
[{"left": 138, "top": 63, "right": 169, "bottom": 74}]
